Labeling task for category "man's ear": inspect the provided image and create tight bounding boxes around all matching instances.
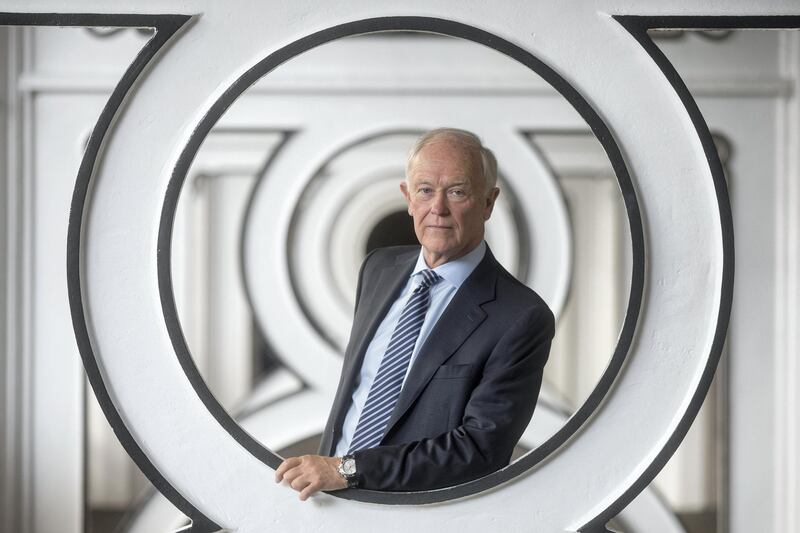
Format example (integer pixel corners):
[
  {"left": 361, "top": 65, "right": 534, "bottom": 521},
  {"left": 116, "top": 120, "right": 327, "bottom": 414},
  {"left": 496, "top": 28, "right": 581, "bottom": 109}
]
[
  {"left": 484, "top": 187, "right": 500, "bottom": 220},
  {"left": 400, "top": 181, "right": 412, "bottom": 215}
]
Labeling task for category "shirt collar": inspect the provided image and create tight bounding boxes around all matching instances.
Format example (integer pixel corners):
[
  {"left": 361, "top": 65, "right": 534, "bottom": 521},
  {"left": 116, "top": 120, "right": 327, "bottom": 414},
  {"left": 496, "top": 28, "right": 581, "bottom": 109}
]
[{"left": 410, "top": 241, "right": 487, "bottom": 290}]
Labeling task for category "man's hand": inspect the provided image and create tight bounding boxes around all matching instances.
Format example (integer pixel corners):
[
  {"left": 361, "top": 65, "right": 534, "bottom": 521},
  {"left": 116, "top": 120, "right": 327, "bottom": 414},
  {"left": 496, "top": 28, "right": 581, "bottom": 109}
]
[{"left": 274, "top": 455, "right": 347, "bottom": 500}]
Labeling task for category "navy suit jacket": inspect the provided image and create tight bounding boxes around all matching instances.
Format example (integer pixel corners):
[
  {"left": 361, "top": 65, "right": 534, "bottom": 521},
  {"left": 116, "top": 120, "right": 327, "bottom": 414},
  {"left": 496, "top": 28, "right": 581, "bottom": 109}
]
[{"left": 319, "top": 245, "right": 555, "bottom": 491}]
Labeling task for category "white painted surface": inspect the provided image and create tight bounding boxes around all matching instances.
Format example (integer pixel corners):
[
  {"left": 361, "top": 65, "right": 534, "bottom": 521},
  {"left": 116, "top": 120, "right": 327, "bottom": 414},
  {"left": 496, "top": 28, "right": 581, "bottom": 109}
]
[
  {"left": 123, "top": 378, "right": 687, "bottom": 533},
  {"left": 65, "top": 1, "right": 748, "bottom": 531},
  {"left": 2, "top": 2, "right": 799, "bottom": 532}
]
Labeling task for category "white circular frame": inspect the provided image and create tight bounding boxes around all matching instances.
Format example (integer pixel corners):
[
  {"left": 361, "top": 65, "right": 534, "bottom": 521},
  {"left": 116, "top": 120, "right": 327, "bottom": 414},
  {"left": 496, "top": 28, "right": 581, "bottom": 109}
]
[{"left": 56, "top": 3, "right": 753, "bottom": 532}]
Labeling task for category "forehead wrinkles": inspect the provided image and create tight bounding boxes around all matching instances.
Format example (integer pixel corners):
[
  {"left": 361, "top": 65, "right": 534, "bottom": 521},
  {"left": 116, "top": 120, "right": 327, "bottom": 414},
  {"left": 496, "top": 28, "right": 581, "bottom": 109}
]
[{"left": 409, "top": 141, "right": 482, "bottom": 186}]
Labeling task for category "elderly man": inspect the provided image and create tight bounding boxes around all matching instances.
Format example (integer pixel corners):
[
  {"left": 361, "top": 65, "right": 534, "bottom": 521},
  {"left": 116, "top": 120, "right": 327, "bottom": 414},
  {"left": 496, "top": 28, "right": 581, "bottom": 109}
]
[{"left": 276, "top": 128, "right": 554, "bottom": 499}]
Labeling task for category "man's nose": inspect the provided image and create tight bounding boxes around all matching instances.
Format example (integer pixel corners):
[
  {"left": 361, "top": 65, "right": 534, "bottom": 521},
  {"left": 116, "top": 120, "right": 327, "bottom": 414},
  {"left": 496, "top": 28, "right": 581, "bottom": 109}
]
[{"left": 431, "top": 191, "right": 450, "bottom": 215}]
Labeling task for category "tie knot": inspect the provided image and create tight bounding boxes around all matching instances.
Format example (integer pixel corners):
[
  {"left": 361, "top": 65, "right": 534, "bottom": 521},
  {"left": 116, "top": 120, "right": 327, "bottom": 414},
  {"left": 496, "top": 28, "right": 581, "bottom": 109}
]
[{"left": 415, "top": 269, "right": 441, "bottom": 292}]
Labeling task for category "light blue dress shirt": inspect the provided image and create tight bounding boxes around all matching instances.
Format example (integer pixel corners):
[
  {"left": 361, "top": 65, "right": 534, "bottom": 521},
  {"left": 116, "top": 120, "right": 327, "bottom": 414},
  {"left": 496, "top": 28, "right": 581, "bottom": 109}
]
[{"left": 334, "top": 241, "right": 487, "bottom": 456}]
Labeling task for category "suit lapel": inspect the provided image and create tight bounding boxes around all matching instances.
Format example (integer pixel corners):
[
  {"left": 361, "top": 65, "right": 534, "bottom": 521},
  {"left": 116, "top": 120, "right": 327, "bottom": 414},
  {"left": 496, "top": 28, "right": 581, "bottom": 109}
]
[
  {"left": 325, "top": 249, "right": 416, "bottom": 454},
  {"left": 382, "top": 248, "right": 498, "bottom": 439},
  {"left": 347, "top": 255, "right": 415, "bottom": 375}
]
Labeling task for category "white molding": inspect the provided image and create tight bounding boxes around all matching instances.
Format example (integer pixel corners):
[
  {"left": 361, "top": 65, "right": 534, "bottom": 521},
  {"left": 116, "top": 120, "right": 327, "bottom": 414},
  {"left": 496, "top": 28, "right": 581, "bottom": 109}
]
[
  {"left": 16, "top": 73, "right": 794, "bottom": 98},
  {"left": 774, "top": 29, "right": 800, "bottom": 533}
]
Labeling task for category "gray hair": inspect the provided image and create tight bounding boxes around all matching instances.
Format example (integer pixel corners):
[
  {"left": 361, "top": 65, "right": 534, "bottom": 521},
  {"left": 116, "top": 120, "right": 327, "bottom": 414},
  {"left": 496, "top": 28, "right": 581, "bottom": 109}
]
[{"left": 405, "top": 128, "right": 498, "bottom": 195}]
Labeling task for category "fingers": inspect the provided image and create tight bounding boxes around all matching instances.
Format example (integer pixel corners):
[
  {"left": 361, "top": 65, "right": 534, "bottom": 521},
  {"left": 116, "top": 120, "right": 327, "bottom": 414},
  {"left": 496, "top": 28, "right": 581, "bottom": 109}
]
[
  {"left": 289, "top": 470, "right": 321, "bottom": 500},
  {"left": 299, "top": 480, "right": 321, "bottom": 501},
  {"left": 275, "top": 455, "right": 334, "bottom": 501},
  {"left": 291, "top": 475, "right": 313, "bottom": 498},
  {"left": 290, "top": 474, "right": 310, "bottom": 490},
  {"left": 274, "top": 456, "right": 301, "bottom": 482}
]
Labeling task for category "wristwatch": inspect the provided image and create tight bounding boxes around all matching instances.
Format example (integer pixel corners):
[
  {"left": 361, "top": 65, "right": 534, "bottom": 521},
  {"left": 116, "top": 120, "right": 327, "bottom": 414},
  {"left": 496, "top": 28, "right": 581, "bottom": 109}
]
[{"left": 337, "top": 454, "right": 358, "bottom": 488}]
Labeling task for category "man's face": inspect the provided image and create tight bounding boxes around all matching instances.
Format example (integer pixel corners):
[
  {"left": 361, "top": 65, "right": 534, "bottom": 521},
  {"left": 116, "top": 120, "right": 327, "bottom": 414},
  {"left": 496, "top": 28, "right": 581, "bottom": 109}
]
[{"left": 401, "top": 139, "right": 500, "bottom": 268}]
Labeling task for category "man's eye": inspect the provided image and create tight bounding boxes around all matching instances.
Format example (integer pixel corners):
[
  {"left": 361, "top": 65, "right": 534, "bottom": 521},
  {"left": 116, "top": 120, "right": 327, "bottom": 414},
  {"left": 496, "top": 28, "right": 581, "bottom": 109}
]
[
  {"left": 449, "top": 189, "right": 467, "bottom": 197},
  {"left": 418, "top": 187, "right": 433, "bottom": 194}
]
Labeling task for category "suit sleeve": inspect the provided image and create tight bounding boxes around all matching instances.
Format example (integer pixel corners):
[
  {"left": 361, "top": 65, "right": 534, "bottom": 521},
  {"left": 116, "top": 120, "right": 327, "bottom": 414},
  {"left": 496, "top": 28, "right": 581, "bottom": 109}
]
[{"left": 351, "top": 303, "right": 555, "bottom": 491}]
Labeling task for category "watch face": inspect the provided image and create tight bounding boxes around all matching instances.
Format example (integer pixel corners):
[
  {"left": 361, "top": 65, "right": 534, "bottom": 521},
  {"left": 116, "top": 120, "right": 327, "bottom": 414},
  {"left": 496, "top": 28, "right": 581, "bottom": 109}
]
[{"left": 342, "top": 458, "right": 356, "bottom": 476}]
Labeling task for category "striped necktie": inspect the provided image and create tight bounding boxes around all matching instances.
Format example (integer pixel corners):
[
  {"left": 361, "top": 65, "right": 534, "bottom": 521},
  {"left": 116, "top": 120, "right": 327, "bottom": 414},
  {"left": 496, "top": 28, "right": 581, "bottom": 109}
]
[{"left": 348, "top": 268, "right": 442, "bottom": 453}]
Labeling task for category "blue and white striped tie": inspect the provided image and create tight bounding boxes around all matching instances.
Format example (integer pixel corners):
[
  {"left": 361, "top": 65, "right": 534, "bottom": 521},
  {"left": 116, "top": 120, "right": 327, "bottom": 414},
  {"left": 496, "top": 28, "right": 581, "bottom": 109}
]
[{"left": 348, "top": 268, "right": 442, "bottom": 453}]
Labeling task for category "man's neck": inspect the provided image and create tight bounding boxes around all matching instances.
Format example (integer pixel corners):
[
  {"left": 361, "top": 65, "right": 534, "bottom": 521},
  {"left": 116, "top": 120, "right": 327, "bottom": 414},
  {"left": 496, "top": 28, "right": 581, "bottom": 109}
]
[{"left": 422, "top": 240, "right": 484, "bottom": 269}]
